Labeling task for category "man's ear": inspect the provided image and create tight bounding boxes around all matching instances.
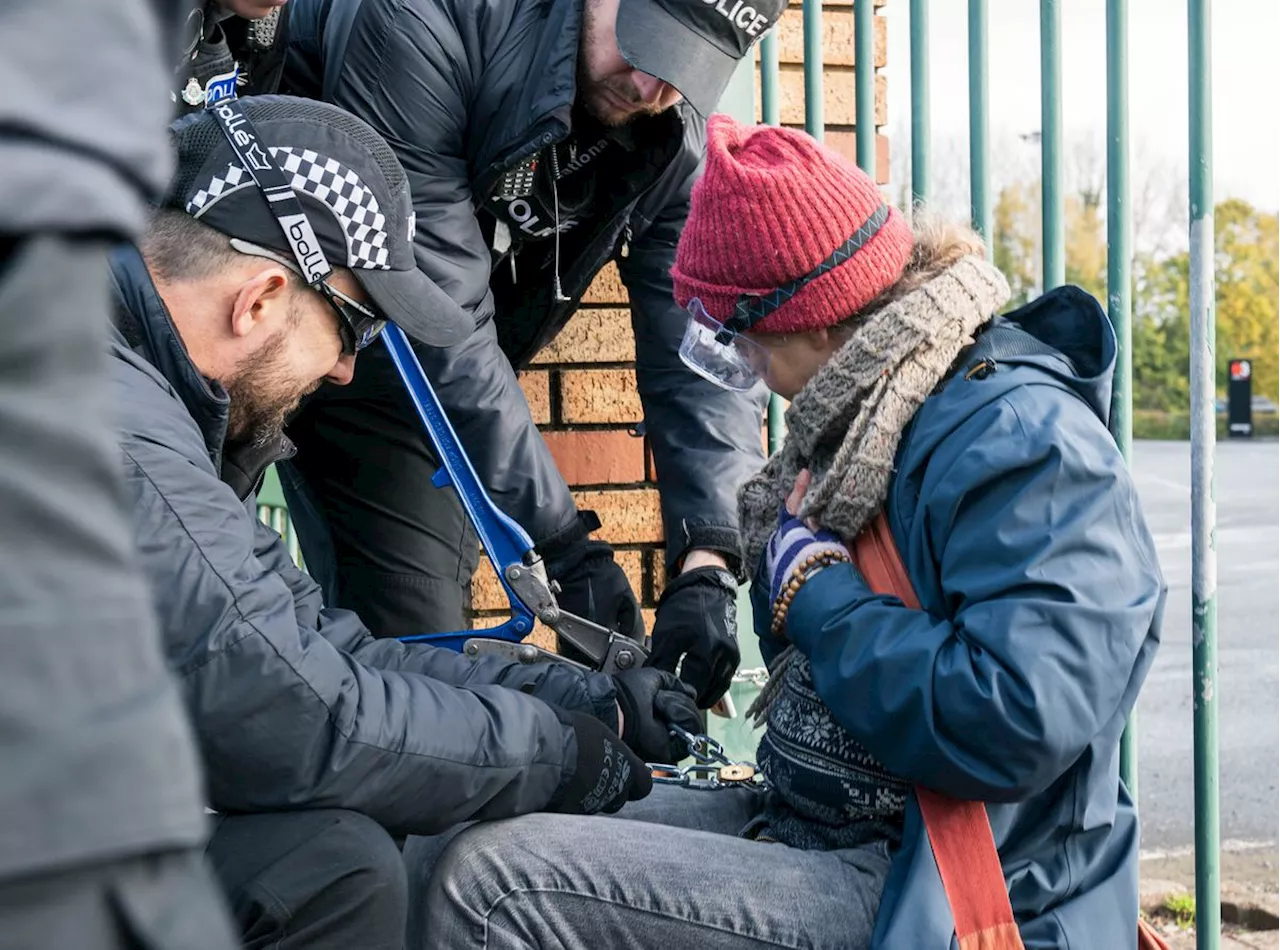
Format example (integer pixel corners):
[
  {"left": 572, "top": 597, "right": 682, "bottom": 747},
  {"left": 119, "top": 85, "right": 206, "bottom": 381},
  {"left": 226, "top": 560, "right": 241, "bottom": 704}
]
[{"left": 229, "top": 266, "right": 293, "bottom": 340}]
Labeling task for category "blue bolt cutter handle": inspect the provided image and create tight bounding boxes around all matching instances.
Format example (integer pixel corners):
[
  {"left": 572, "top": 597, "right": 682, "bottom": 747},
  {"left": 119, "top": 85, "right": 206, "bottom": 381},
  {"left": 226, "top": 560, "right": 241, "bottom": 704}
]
[
  {"left": 380, "top": 324, "right": 538, "bottom": 651},
  {"left": 379, "top": 324, "right": 648, "bottom": 675}
]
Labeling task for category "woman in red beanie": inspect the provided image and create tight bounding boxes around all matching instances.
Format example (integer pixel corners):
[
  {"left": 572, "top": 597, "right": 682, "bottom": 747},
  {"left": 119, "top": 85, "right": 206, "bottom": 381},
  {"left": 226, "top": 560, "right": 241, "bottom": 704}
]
[{"left": 419, "top": 114, "right": 1165, "bottom": 950}]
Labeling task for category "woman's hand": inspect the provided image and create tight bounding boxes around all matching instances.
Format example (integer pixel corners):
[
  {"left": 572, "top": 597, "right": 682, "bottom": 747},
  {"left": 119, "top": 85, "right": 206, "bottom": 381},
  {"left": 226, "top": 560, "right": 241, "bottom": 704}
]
[
  {"left": 765, "top": 470, "right": 852, "bottom": 608},
  {"left": 785, "top": 469, "right": 812, "bottom": 520}
]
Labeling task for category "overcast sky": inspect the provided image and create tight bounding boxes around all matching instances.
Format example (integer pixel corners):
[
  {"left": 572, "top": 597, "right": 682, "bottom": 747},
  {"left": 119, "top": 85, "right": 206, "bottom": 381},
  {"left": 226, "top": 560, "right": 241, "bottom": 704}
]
[{"left": 878, "top": 0, "right": 1279, "bottom": 213}]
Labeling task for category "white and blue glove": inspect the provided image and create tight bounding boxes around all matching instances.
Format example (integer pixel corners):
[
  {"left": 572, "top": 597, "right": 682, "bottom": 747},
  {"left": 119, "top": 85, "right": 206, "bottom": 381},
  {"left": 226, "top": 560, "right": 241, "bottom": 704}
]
[{"left": 765, "top": 510, "right": 851, "bottom": 607}]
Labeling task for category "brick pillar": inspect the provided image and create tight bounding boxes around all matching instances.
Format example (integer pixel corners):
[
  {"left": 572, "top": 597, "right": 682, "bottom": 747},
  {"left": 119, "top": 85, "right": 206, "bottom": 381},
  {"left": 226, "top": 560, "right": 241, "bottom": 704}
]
[{"left": 469, "top": 7, "right": 891, "bottom": 644}]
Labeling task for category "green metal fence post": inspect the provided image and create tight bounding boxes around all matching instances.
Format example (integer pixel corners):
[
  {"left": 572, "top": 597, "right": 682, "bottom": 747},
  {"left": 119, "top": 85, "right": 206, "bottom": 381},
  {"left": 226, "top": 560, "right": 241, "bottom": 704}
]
[
  {"left": 760, "top": 31, "right": 781, "bottom": 127},
  {"left": 909, "top": 0, "right": 930, "bottom": 208},
  {"left": 760, "top": 29, "right": 785, "bottom": 454},
  {"left": 1107, "top": 0, "right": 1139, "bottom": 801},
  {"left": 967, "top": 0, "right": 991, "bottom": 256},
  {"left": 803, "top": 0, "right": 824, "bottom": 141},
  {"left": 854, "top": 0, "right": 876, "bottom": 175},
  {"left": 1188, "top": 0, "right": 1220, "bottom": 945},
  {"left": 1040, "top": 0, "right": 1064, "bottom": 289}
]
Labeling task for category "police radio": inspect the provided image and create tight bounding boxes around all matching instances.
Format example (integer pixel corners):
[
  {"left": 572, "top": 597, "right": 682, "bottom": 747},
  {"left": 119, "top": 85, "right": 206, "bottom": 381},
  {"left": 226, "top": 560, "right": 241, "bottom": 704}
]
[{"left": 495, "top": 154, "right": 539, "bottom": 200}]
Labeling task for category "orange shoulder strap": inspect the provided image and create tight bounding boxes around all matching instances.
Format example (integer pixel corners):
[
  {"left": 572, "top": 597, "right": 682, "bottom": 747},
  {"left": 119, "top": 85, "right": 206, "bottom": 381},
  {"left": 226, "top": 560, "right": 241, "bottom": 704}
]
[{"left": 852, "top": 512, "right": 1024, "bottom": 950}]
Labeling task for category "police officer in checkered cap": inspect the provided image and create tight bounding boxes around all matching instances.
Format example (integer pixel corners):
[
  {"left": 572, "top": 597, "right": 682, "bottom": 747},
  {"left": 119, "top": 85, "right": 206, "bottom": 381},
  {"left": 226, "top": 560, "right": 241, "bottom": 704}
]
[
  {"left": 164, "top": 94, "right": 470, "bottom": 352},
  {"left": 105, "top": 94, "right": 698, "bottom": 950}
]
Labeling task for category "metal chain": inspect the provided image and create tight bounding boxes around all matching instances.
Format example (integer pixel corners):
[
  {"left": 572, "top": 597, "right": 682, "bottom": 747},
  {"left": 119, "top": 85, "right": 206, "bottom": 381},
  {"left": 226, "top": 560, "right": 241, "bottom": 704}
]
[
  {"left": 731, "top": 666, "right": 770, "bottom": 687},
  {"left": 647, "top": 723, "right": 768, "bottom": 791}
]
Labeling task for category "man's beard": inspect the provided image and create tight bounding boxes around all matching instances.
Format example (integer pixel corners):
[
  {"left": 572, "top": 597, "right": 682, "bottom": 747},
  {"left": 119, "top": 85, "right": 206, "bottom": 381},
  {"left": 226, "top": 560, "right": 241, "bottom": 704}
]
[
  {"left": 579, "top": 74, "right": 664, "bottom": 127},
  {"left": 576, "top": 0, "right": 664, "bottom": 127},
  {"left": 224, "top": 329, "right": 319, "bottom": 448}
]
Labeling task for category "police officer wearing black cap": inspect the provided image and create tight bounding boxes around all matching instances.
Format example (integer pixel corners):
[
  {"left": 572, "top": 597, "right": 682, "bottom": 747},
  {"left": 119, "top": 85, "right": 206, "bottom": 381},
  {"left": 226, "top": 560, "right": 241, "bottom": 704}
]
[
  {"left": 108, "top": 93, "right": 702, "bottom": 950},
  {"left": 278, "top": 0, "right": 789, "bottom": 710}
]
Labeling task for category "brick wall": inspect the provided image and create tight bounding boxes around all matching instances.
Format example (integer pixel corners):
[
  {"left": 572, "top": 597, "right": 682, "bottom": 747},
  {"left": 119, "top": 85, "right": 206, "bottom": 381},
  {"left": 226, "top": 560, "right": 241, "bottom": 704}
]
[{"left": 468, "top": 5, "right": 890, "bottom": 645}]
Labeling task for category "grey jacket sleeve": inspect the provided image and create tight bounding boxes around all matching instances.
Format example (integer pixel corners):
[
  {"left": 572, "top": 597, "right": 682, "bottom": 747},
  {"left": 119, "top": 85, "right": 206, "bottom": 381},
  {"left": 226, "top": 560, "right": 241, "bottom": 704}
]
[
  {"left": 122, "top": 429, "right": 578, "bottom": 836},
  {"left": 321, "top": 0, "right": 580, "bottom": 545},
  {"left": 253, "top": 516, "right": 620, "bottom": 725},
  {"left": 620, "top": 147, "right": 768, "bottom": 575},
  {"left": 0, "top": 0, "right": 177, "bottom": 236}
]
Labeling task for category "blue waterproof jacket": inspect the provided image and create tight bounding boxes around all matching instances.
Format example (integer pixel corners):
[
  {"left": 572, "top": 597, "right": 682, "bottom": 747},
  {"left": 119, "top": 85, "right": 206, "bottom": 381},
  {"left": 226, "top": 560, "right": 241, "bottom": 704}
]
[{"left": 754, "top": 287, "right": 1166, "bottom": 948}]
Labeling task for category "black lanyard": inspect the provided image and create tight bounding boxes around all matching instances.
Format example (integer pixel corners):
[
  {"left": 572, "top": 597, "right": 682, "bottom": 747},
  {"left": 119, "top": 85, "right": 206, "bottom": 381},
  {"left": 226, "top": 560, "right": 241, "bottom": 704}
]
[{"left": 207, "top": 97, "right": 335, "bottom": 287}]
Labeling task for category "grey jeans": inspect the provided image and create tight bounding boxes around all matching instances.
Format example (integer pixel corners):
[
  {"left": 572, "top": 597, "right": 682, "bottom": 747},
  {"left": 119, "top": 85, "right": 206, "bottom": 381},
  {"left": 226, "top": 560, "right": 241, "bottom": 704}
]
[{"left": 407, "top": 785, "right": 892, "bottom": 950}]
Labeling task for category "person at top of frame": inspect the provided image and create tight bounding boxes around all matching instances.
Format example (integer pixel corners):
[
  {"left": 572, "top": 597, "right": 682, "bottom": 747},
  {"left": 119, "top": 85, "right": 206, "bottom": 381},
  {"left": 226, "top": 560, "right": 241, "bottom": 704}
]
[
  {"left": 171, "top": 1, "right": 293, "bottom": 116},
  {"left": 272, "top": 0, "right": 790, "bottom": 708},
  {"left": 106, "top": 93, "right": 700, "bottom": 950},
  {"left": 413, "top": 114, "right": 1167, "bottom": 950}
]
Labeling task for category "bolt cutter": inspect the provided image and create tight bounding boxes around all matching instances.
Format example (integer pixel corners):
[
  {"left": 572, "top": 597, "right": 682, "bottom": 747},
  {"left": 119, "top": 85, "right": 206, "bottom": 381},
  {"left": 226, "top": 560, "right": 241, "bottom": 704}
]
[{"left": 380, "top": 324, "right": 647, "bottom": 676}]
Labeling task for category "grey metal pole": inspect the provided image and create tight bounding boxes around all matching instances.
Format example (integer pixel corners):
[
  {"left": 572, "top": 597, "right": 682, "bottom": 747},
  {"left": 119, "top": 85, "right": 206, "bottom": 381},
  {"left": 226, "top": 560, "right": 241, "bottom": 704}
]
[{"left": 760, "top": 31, "right": 781, "bottom": 127}]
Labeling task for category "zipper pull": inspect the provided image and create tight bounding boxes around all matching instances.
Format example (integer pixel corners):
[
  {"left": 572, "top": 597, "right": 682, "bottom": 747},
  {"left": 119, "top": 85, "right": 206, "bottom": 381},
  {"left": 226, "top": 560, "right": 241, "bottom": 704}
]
[
  {"left": 510, "top": 247, "right": 518, "bottom": 282},
  {"left": 620, "top": 224, "right": 633, "bottom": 259}
]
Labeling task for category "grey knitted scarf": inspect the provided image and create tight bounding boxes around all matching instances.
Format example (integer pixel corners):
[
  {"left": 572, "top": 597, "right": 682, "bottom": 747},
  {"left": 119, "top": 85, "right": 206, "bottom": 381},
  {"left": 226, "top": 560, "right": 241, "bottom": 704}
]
[{"left": 741, "top": 255, "right": 1010, "bottom": 725}]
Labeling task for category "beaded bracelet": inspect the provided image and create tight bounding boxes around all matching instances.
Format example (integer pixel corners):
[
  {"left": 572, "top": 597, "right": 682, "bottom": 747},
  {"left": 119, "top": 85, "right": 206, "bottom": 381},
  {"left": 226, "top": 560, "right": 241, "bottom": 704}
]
[{"left": 770, "top": 549, "right": 851, "bottom": 635}]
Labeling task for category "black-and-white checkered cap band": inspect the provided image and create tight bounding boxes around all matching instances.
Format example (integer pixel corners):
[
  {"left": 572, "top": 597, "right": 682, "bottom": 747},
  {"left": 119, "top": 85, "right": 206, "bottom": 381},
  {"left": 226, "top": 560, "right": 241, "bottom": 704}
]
[{"left": 187, "top": 147, "right": 390, "bottom": 270}]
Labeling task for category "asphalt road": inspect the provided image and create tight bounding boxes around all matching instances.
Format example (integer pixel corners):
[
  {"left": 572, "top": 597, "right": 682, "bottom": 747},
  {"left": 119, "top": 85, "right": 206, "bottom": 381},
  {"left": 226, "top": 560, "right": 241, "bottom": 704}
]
[{"left": 1129, "top": 439, "right": 1279, "bottom": 852}]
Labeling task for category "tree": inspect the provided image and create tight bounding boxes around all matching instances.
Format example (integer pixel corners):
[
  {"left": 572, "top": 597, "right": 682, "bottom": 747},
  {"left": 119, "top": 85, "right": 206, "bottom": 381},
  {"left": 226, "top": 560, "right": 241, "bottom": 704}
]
[
  {"left": 1213, "top": 199, "right": 1279, "bottom": 402},
  {"left": 1132, "top": 251, "right": 1191, "bottom": 412},
  {"left": 992, "top": 179, "right": 1038, "bottom": 306},
  {"left": 1131, "top": 199, "right": 1278, "bottom": 406}
]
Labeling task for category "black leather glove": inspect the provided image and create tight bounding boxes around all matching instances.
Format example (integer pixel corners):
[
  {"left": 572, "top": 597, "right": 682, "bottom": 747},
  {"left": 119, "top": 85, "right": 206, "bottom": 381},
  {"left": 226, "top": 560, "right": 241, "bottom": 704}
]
[
  {"left": 647, "top": 566, "right": 741, "bottom": 708},
  {"left": 547, "top": 709, "right": 652, "bottom": 815},
  {"left": 612, "top": 667, "right": 702, "bottom": 762},
  {"left": 543, "top": 539, "right": 644, "bottom": 664}
]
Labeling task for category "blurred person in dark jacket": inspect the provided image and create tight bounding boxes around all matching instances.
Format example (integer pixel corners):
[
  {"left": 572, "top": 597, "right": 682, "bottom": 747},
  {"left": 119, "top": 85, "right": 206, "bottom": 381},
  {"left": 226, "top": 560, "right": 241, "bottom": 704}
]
[{"left": 0, "top": 2, "right": 239, "bottom": 948}]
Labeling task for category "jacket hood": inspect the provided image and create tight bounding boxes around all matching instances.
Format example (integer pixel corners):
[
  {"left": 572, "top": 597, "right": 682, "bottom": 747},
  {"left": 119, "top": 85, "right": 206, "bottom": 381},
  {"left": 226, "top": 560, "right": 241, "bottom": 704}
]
[
  {"left": 108, "top": 245, "right": 292, "bottom": 497},
  {"left": 999, "top": 284, "right": 1117, "bottom": 422},
  {"left": 901, "top": 285, "right": 1117, "bottom": 467}
]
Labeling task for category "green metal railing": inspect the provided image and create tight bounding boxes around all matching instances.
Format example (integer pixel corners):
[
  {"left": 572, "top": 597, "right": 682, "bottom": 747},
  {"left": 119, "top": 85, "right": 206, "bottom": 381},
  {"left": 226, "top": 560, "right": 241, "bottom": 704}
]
[
  {"left": 1108, "top": 0, "right": 1140, "bottom": 810},
  {"left": 755, "top": 0, "right": 1221, "bottom": 943},
  {"left": 255, "top": 465, "right": 303, "bottom": 567},
  {"left": 967, "top": 0, "right": 991, "bottom": 255},
  {"left": 1188, "top": 0, "right": 1220, "bottom": 944},
  {"left": 1040, "top": 0, "right": 1064, "bottom": 290},
  {"left": 908, "top": 0, "right": 929, "bottom": 206}
]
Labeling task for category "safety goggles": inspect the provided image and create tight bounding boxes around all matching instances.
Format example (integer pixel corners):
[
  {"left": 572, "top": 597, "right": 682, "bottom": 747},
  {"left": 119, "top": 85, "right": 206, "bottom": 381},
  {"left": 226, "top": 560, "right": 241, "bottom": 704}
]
[
  {"left": 230, "top": 238, "right": 386, "bottom": 355},
  {"left": 677, "top": 203, "right": 893, "bottom": 392},
  {"left": 209, "top": 97, "right": 385, "bottom": 356},
  {"left": 678, "top": 297, "right": 771, "bottom": 392}
]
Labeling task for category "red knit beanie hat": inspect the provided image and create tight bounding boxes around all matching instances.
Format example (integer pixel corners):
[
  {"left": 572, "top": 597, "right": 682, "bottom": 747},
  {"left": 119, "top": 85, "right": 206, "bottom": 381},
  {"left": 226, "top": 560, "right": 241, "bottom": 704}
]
[{"left": 672, "top": 114, "right": 914, "bottom": 335}]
